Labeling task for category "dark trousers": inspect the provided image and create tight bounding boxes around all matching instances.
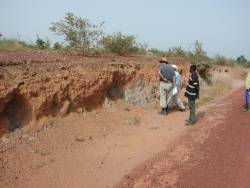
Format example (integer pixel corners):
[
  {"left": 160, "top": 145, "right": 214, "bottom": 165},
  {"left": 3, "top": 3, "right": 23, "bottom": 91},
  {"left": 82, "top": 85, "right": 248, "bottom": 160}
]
[{"left": 188, "top": 99, "right": 196, "bottom": 123}]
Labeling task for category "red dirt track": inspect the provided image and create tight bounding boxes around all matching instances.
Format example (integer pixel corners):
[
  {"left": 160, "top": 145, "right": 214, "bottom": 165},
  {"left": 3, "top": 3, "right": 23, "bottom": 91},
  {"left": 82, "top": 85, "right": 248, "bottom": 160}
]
[
  {"left": 176, "top": 89, "right": 250, "bottom": 188},
  {"left": 117, "top": 89, "right": 250, "bottom": 188}
]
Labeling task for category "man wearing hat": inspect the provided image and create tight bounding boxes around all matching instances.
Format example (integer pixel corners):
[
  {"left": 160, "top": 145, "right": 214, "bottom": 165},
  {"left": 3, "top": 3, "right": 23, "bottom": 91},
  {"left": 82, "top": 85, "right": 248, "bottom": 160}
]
[{"left": 158, "top": 58, "right": 176, "bottom": 115}]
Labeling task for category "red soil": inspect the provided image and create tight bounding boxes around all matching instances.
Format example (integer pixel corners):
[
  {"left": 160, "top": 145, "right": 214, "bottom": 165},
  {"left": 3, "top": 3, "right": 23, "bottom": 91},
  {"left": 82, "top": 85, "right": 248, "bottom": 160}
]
[
  {"left": 1, "top": 51, "right": 249, "bottom": 188},
  {"left": 117, "top": 89, "right": 250, "bottom": 188}
]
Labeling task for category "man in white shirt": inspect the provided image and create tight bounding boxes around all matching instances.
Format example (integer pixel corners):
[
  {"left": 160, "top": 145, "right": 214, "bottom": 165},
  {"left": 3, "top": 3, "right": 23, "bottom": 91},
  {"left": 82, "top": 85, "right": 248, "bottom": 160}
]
[{"left": 170, "top": 64, "right": 185, "bottom": 111}]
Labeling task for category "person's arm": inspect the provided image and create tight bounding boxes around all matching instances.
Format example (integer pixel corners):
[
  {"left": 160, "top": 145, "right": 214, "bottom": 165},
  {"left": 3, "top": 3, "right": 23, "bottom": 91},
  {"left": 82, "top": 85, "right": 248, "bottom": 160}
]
[
  {"left": 172, "top": 74, "right": 176, "bottom": 87},
  {"left": 158, "top": 70, "right": 168, "bottom": 82},
  {"left": 192, "top": 73, "right": 200, "bottom": 99}
]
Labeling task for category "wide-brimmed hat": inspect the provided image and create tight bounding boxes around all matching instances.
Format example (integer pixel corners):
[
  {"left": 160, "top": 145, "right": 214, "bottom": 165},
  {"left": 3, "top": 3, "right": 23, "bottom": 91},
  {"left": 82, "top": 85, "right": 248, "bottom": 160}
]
[
  {"left": 159, "top": 57, "right": 168, "bottom": 63},
  {"left": 171, "top": 64, "right": 178, "bottom": 70}
]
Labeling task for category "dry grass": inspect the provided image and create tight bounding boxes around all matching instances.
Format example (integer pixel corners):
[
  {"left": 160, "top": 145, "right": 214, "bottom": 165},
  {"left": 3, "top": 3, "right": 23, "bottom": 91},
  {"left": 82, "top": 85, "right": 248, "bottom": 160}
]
[
  {"left": 0, "top": 39, "right": 30, "bottom": 50},
  {"left": 198, "top": 81, "right": 232, "bottom": 106},
  {"left": 241, "top": 70, "right": 248, "bottom": 79}
]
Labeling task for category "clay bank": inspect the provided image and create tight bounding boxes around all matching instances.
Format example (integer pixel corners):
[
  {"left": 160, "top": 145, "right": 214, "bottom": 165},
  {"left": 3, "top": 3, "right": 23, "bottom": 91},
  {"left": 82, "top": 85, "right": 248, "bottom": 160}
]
[{"left": 0, "top": 51, "right": 190, "bottom": 137}]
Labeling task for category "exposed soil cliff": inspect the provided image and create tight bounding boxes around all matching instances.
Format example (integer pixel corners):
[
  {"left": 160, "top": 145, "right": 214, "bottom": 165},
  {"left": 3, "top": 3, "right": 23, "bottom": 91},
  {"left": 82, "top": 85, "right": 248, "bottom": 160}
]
[{"left": 0, "top": 51, "right": 190, "bottom": 136}]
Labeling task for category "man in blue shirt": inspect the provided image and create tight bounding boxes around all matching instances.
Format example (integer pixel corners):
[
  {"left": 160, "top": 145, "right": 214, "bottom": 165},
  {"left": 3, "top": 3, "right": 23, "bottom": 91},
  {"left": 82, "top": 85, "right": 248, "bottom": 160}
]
[{"left": 158, "top": 58, "right": 176, "bottom": 115}]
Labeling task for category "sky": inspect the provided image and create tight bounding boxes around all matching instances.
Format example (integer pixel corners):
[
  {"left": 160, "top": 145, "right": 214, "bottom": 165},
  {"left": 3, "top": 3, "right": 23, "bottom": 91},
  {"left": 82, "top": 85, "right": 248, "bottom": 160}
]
[{"left": 1, "top": 0, "right": 250, "bottom": 59}]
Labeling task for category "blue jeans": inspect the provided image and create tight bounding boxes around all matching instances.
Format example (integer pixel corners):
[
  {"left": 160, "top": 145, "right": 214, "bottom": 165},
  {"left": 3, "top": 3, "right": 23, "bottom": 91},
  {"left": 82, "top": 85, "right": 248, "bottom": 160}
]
[{"left": 245, "top": 89, "right": 250, "bottom": 108}]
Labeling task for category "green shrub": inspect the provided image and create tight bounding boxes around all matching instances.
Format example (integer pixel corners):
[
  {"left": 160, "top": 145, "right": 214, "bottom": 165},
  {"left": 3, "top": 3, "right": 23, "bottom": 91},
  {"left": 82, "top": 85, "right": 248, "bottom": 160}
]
[
  {"left": 196, "top": 60, "right": 213, "bottom": 84},
  {"left": 101, "top": 32, "right": 139, "bottom": 55},
  {"left": 35, "top": 36, "right": 50, "bottom": 50},
  {"left": 213, "top": 55, "right": 238, "bottom": 66},
  {"left": 148, "top": 48, "right": 167, "bottom": 57},
  {"left": 35, "top": 38, "right": 46, "bottom": 49},
  {"left": 166, "top": 46, "right": 187, "bottom": 57},
  {"left": 227, "top": 58, "right": 238, "bottom": 66},
  {"left": 148, "top": 46, "right": 187, "bottom": 58},
  {"left": 214, "top": 55, "right": 228, "bottom": 65},
  {"left": 53, "top": 42, "right": 63, "bottom": 50},
  {"left": 136, "top": 42, "right": 148, "bottom": 55},
  {"left": 212, "top": 54, "right": 249, "bottom": 67}
]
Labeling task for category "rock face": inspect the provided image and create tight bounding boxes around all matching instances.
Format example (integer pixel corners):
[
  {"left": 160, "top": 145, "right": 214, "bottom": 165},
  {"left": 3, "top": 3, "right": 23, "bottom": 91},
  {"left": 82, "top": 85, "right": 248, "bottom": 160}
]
[{"left": 0, "top": 51, "right": 190, "bottom": 136}]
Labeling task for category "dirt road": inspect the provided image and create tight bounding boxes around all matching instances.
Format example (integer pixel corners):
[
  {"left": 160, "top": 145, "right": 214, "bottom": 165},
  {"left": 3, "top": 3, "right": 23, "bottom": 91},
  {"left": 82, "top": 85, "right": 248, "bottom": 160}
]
[
  {"left": 176, "top": 89, "right": 250, "bottom": 188},
  {"left": 117, "top": 89, "right": 250, "bottom": 188}
]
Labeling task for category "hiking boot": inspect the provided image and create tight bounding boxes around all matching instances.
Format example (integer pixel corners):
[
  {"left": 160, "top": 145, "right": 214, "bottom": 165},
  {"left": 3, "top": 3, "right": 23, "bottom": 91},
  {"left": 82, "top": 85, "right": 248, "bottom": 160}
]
[
  {"left": 185, "top": 121, "right": 196, "bottom": 126},
  {"left": 179, "top": 108, "right": 186, "bottom": 112},
  {"left": 244, "top": 104, "right": 250, "bottom": 112},
  {"left": 244, "top": 107, "right": 250, "bottom": 112},
  {"left": 160, "top": 108, "right": 168, "bottom": 115}
]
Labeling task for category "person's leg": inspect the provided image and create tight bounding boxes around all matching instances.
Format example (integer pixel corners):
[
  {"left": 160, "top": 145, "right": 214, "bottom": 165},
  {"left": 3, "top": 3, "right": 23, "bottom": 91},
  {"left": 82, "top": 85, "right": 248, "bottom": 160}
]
[
  {"left": 160, "top": 82, "right": 168, "bottom": 114},
  {"left": 168, "top": 94, "right": 175, "bottom": 110},
  {"left": 244, "top": 90, "right": 248, "bottom": 111},
  {"left": 186, "top": 99, "right": 195, "bottom": 125},
  {"left": 176, "top": 93, "right": 185, "bottom": 111},
  {"left": 190, "top": 99, "right": 196, "bottom": 123},
  {"left": 185, "top": 99, "right": 191, "bottom": 123},
  {"left": 166, "top": 82, "right": 173, "bottom": 109},
  {"left": 188, "top": 98, "right": 192, "bottom": 121},
  {"left": 246, "top": 90, "right": 250, "bottom": 112}
]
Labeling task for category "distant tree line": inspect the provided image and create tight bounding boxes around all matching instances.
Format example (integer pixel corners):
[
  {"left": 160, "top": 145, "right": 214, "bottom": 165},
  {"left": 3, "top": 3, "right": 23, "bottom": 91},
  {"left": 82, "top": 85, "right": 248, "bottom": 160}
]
[{"left": 0, "top": 12, "right": 249, "bottom": 72}]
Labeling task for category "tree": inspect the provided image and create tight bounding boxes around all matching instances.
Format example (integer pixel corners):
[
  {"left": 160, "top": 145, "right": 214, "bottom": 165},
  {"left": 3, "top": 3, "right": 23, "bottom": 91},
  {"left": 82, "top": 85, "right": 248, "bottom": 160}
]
[
  {"left": 192, "top": 40, "right": 208, "bottom": 63},
  {"left": 236, "top": 55, "right": 247, "bottom": 64},
  {"left": 49, "top": 13, "right": 104, "bottom": 52},
  {"left": 189, "top": 40, "right": 212, "bottom": 82}
]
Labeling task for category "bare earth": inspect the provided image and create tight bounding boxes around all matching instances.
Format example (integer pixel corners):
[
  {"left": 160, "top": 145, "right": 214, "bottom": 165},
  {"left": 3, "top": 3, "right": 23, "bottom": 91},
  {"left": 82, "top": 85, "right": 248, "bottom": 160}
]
[
  {"left": 0, "top": 51, "right": 249, "bottom": 188},
  {"left": 117, "top": 88, "right": 250, "bottom": 188}
]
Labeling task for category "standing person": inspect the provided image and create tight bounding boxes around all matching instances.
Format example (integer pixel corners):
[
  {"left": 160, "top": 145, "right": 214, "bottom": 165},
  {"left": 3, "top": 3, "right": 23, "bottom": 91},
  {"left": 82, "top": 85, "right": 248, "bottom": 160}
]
[
  {"left": 171, "top": 64, "right": 185, "bottom": 111},
  {"left": 244, "top": 72, "right": 250, "bottom": 112},
  {"left": 158, "top": 58, "right": 176, "bottom": 115},
  {"left": 184, "top": 64, "right": 199, "bottom": 125}
]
